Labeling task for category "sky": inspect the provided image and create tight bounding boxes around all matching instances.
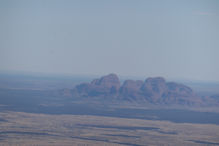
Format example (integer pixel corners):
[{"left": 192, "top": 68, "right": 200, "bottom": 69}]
[{"left": 0, "top": 0, "right": 219, "bottom": 81}]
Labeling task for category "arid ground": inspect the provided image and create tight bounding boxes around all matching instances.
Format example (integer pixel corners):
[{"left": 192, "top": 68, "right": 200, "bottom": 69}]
[{"left": 0, "top": 111, "right": 219, "bottom": 146}]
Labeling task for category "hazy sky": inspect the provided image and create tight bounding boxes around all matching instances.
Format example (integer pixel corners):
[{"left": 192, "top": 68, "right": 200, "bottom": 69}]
[{"left": 0, "top": 0, "right": 219, "bottom": 81}]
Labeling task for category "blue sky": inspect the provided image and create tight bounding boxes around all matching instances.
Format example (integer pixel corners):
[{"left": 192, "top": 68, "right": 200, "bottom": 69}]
[{"left": 0, "top": 0, "right": 219, "bottom": 81}]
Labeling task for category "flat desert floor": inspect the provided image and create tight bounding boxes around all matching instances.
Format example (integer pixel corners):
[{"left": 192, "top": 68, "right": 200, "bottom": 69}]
[{"left": 0, "top": 112, "right": 219, "bottom": 146}]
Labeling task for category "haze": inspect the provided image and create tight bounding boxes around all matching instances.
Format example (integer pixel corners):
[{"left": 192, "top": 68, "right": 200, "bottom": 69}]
[{"left": 0, "top": 0, "right": 219, "bottom": 81}]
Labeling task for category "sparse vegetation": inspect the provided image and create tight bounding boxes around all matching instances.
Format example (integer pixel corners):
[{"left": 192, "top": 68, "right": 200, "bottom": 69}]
[{"left": 0, "top": 112, "right": 219, "bottom": 146}]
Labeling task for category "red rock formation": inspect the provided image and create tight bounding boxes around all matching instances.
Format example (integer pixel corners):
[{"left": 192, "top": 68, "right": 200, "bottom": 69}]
[
  {"left": 65, "top": 74, "right": 203, "bottom": 105},
  {"left": 119, "top": 80, "right": 143, "bottom": 100},
  {"left": 141, "top": 77, "right": 167, "bottom": 102},
  {"left": 75, "top": 73, "right": 120, "bottom": 97}
]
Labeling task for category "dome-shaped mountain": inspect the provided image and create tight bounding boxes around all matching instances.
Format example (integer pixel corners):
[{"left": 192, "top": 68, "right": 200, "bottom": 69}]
[
  {"left": 64, "top": 74, "right": 203, "bottom": 105},
  {"left": 74, "top": 73, "right": 120, "bottom": 97}
]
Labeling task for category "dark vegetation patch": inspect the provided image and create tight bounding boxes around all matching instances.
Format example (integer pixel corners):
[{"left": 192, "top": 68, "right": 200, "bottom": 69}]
[
  {"left": 0, "top": 136, "right": 6, "bottom": 141},
  {"left": 71, "top": 136, "right": 144, "bottom": 146},
  {"left": 2, "top": 101, "right": 219, "bottom": 125},
  {"left": 0, "top": 131, "right": 57, "bottom": 137},
  {"left": 77, "top": 124, "right": 159, "bottom": 131},
  {"left": 157, "top": 130, "right": 178, "bottom": 135},
  {"left": 0, "top": 118, "right": 7, "bottom": 122},
  {"left": 1, "top": 88, "right": 219, "bottom": 125},
  {"left": 104, "top": 134, "right": 140, "bottom": 138},
  {"left": 78, "top": 124, "right": 177, "bottom": 136},
  {"left": 188, "top": 140, "right": 219, "bottom": 145}
]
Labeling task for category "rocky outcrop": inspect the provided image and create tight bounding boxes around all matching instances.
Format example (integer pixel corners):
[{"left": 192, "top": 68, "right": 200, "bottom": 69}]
[
  {"left": 119, "top": 80, "right": 144, "bottom": 100},
  {"left": 90, "top": 73, "right": 120, "bottom": 92},
  {"left": 140, "top": 77, "right": 167, "bottom": 102},
  {"left": 64, "top": 74, "right": 203, "bottom": 105},
  {"left": 74, "top": 73, "right": 120, "bottom": 97}
]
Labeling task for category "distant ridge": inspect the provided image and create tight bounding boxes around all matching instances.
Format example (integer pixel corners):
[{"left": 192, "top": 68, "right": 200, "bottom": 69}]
[{"left": 61, "top": 74, "right": 212, "bottom": 106}]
